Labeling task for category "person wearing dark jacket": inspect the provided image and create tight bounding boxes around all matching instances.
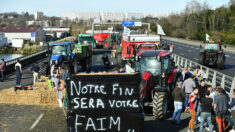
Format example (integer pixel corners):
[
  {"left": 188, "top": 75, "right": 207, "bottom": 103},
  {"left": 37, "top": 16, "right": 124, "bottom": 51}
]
[
  {"left": 0, "top": 58, "right": 6, "bottom": 81},
  {"left": 230, "top": 89, "right": 235, "bottom": 131},
  {"left": 31, "top": 63, "right": 40, "bottom": 84},
  {"left": 172, "top": 82, "right": 185, "bottom": 124},
  {"left": 214, "top": 88, "right": 229, "bottom": 132},
  {"left": 195, "top": 80, "right": 207, "bottom": 124}
]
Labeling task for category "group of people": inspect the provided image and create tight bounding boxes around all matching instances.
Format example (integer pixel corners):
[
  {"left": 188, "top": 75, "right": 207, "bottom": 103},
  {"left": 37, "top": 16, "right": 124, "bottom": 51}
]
[
  {"left": 50, "top": 61, "right": 70, "bottom": 107},
  {"left": 172, "top": 66, "right": 234, "bottom": 132}
]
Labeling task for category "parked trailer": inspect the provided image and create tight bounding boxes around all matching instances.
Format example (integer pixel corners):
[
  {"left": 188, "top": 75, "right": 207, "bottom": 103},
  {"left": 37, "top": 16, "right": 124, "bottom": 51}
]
[
  {"left": 121, "top": 34, "right": 161, "bottom": 60},
  {"left": 86, "top": 30, "right": 110, "bottom": 49}
]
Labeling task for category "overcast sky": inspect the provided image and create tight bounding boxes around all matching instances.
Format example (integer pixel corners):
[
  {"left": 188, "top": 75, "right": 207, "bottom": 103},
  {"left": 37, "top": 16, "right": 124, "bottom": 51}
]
[{"left": 0, "top": 0, "right": 230, "bottom": 17}]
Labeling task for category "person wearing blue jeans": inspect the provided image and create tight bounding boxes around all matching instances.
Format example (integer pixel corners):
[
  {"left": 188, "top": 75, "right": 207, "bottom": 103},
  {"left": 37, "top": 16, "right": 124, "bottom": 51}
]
[
  {"left": 172, "top": 82, "right": 185, "bottom": 124},
  {"left": 15, "top": 60, "right": 22, "bottom": 86},
  {"left": 199, "top": 90, "right": 213, "bottom": 132},
  {"left": 195, "top": 104, "right": 201, "bottom": 124},
  {"left": 185, "top": 93, "right": 190, "bottom": 112}
]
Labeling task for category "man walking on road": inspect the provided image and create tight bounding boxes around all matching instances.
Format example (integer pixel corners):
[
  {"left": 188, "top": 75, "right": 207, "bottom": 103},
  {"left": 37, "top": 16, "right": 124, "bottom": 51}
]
[
  {"left": 172, "top": 82, "right": 185, "bottom": 124},
  {"left": 15, "top": 60, "right": 22, "bottom": 86},
  {"left": 31, "top": 63, "right": 40, "bottom": 84},
  {"left": 199, "top": 90, "right": 213, "bottom": 132},
  {"left": 183, "top": 75, "right": 196, "bottom": 112},
  {"left": 0, "top": 58, "right": 6, "bottom": 82},
  {"left": 214, "top": 88, "right": 229, "bottom": 132},
  {"left": 187, "top": 87, "right": 199, "bottom": 132}
]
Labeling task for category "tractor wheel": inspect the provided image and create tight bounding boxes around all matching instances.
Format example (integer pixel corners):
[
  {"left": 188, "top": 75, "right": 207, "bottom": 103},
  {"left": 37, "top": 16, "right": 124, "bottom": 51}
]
[
  {"left": 86, "top": 58, "right": 92, "bottom": 73},
  {"left": 217, "top": 54, "right": 225, "bottom": 69},
  {"left": 73, "top": 62, "right": 78, "bottom": 73},
  {"left": 199, "top": 52, "right": 205, "bottom": 65},
  {"left": 153, "top": 91, "right": 168, "bottom": 120},
  {"left": 104, "top": 39, "right": 109, "bottom": 49}
]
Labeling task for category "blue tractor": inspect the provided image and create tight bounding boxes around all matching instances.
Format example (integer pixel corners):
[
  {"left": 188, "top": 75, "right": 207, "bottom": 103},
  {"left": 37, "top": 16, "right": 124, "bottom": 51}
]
[{"left": 42, "top": 41, "right": 92, "bottom": 75}]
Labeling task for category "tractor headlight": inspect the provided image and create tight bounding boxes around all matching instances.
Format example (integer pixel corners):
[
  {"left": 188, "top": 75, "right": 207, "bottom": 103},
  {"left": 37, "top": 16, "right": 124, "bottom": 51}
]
[{"left": 55, "top": 60, "right": 58, "bottom": 64}]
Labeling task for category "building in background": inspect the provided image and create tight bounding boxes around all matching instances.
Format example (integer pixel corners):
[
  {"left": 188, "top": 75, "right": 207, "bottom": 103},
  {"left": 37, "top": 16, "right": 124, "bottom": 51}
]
[
  {"left": 43, "top": 28, "right": 69, "bottom": 38},
  {"left": 34, "top": 11, "right": 43, "bottom": 20},
  {"left": 77, "top": 12, "right": 100, "bottom": 20},
  {"left": 101, "top": 12, "right": 124, "bottom": 21},
  {"left": 0, "top": 27, "right": 45, "bottom": 47},
  {"left": 61, "top": 12, "right": 77, "bottom": 20},
  {"left": 61, "top": 12, "right": 163, "bottom": 21},
  {"left": 125, "top": 12, "right": 144, "bottom": 20},
  {"left": 0, "top": 33, "right": 8, "bottom": 48}
]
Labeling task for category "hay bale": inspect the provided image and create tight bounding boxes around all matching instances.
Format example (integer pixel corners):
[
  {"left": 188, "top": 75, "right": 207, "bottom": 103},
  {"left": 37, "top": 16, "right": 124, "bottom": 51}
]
[{"left": 0, "top": 79, "right": 64, "bottom": 106}]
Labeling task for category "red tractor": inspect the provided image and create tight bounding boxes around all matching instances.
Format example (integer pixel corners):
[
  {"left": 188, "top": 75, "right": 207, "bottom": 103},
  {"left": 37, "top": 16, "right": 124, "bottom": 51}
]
[
  {"left": 199, "top": 41, "right": 226, "bottom": 69},
  {"left": 135, "top": 50, "right": 182, "bottom": 119}
]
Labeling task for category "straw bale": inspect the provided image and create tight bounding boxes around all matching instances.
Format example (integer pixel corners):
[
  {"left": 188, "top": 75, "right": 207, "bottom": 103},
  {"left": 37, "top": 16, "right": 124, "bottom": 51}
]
[{"left": 0, "top": 77, "right": 64, "bottom": 106}]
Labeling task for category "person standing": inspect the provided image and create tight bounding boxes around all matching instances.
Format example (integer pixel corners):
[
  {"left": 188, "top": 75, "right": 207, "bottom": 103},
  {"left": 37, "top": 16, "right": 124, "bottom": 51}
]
[
  {"left": 31, "top": 63, "right": 40, "bottom": 84},
  {"left": 230, "top": 89, "right": 235, "bottom": 132},
  {"left": 50, "top": 61, "right": 56, "bottom": 79},
  {"left": 172, "top": 82, "right": 185, "bottom": 124},
  {"left": 195, "top": 80, "right": 207, "bottom": 124},
  {"left": 0, "top": 58, "right": 6, "bottom": 81},
  {"left": 214, "top": 88, "right": 229, "bottom": 132},
  {"left": 51, "top": 68, "right": 62, "bottom": 107},
  {"left": 187, "top": 87, "right": 199, "bottom": 132},
  {"left": 183, "top": 75, "right": 196, "bottom": 112},
  {"left": 15, "top": 60, "right": 22, "bottom": 86},
  {"left": 199, "top": 90, "right": 213, "bottom": 132}
]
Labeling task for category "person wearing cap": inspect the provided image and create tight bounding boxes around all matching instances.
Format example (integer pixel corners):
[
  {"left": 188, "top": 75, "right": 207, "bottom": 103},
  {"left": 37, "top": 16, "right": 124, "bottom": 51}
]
[
  {"left": 172, "top": 81, "right": 185, "bottom": 124},
  {"left": 0, "top": 58, "right": 6, "bottom": 82},
  {"left": 187, "top": 87, "right": 199, "bottom": 132}
]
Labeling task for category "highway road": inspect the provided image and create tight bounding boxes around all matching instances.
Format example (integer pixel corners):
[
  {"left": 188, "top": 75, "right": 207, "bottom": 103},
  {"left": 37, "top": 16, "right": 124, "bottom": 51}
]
[{"left": 162, "top": 39, "right": 235, "bottom": 77}]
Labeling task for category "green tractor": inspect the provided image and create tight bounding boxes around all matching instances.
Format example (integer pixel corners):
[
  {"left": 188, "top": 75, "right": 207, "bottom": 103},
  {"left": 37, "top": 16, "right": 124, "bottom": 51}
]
[{"left": 78, "top": 34, "right": 95, "bottom": 49}]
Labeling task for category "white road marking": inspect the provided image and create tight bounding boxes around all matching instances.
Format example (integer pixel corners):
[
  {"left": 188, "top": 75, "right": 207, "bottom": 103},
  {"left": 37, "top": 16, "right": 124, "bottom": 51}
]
[
  {"left": 194, "top": 58, "right": 199, "bottom": 60},
  {"left": 225, "top": 55, "right": 230, "bottom": 57},
  {"left": 180, "top": 53, "right": 184, "bottom": 56},
  {"left": 195, "top": 48, "right": 199, "bottom": 50},
  {"left": 188, "top": 50, "right": 192, "bottom": 52},
  {"left": 29, "top": 113, "right": 44, "bottom": 130}
]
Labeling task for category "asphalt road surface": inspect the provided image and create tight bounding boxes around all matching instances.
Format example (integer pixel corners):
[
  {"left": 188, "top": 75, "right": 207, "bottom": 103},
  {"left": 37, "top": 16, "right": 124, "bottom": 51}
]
[
  {"left": 0, "top": 49, "right": 200, "bottom": 132},
  {"left": 162, "top": 39, "right": 235, "bottom": 77}
]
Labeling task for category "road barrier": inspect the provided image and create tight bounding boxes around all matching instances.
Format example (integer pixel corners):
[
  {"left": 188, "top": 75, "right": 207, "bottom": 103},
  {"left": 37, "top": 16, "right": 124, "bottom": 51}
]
[
  {"left": 3, "top": 49, "right": 48, "bottom": 75},
  {"left": 172, "top": 54, "right": 235, "bottom": 99}
]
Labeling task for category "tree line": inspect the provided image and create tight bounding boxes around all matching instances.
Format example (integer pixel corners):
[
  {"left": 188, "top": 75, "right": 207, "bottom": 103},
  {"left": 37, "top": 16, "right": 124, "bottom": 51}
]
[{"left": 146, "top": 0, "right": 235, "bottom": 45}]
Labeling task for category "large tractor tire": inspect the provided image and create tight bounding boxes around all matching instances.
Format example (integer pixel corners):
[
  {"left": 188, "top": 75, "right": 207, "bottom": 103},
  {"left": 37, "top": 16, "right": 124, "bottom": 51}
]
[
  {"left": 104, "top": 39, "right": 109, "bottom": 50},
  {"left": 153, "top": 91, "right": 168, "bottom": 120},
  {"left": 217, "top": 54, "right": 225, "bottom": 69},
  {"left": 199, "top": 52, "right": 205, "bottom": 65},
  {"left": 86, "top": 58, "right": 92, "bottom": 73}
]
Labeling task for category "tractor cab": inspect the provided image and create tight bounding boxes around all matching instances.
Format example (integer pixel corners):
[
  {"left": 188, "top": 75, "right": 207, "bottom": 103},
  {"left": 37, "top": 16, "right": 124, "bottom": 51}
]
[
  {"left": 78, "top": 34, "right": 94, "bottom": 48},
  {"left": 135, "top": 50, "right": 175, "bottom": 92},
  {"left": 49, "top": 42, "right": 74, "bottom": 65},
  {"left": 201, "top": 41, "right": 226, "bottom": 53}
]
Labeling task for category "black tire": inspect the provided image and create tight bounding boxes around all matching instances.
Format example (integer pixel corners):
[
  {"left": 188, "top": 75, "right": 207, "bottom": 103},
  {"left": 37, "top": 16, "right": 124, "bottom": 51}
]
[
  {"left": 86, "top": 58, "right": 92, "bottom": 73},
  {"left": 199, "top": 52, "right": 205, "bottom": 65},
  {"left": 153, "top": 91, "right": 168, "bottom": 120},
  {"left": 217, "top": 54, "right": 225, "bottom": 69}
]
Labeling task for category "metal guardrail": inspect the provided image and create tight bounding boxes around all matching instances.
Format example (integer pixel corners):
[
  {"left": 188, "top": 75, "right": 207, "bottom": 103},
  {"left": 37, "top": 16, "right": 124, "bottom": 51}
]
[
  {"left": 2, "top": 49, "right": 48, "bottom": 75},
  {"left": 172, "top": 54, "right": 235, "bottom": 99}
]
